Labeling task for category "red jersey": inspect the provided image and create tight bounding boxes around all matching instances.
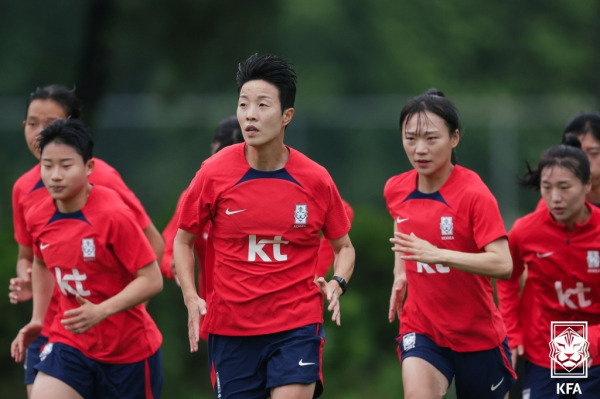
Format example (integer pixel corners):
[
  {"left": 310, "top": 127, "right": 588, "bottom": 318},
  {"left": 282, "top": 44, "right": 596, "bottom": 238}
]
[
  {"left": 315, "top": 199, "right": 354, "bottom": 277},
  {"left": 13, "top": 158, "right": 151, "bottom": 246},
  {"left": 497, "top": 204, "right": 600, "bottom": 367},
  {"left": 178, "top": 143, "right": 350, "bottom": 336},
  {"left": 12, "top": 158, "right": 152, "bottom": 337},
  {"left": 384, "top": 165, "right": 508, "bottom": 352},
  {"left": 27, "top": 186, "right": 161, "bottom": 363}
]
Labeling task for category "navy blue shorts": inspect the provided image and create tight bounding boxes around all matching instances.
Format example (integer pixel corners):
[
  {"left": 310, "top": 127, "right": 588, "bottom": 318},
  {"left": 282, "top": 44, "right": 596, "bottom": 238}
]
[
  {"left": 208, "top": 323, "right": 325, "bottom": 399},
  {"left": 521, "top": 360, "right": 600, "bottom": 398},
  {"left": 398, "top": 332, "right": 517, "bottom": 398},
  {"left": 34, "top": 342, "right": 163, "bottom": 399},
  {"left": 24, "top": 334, "right": 48, "bottom": 384}
]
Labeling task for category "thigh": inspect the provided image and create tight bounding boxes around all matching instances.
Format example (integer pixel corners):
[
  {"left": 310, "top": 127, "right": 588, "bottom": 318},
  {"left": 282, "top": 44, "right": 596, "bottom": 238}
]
[
  {"left": 31, "top": 371, "right": 83, "bottom": 399},
  {"left": 453, "top": 339, "right": 516, "bottom": 399},
  {"left": 24, "top": 334, "right": 48, "bottom": 385},
  {"left": 270, "top": 383, "right": 317, "bottom": 399},
  {"left": 34, "top": 343, "right": 96, "bottom": 399},
  {"left": 402, "top": 356, "right": 449, "bottom": 399}
]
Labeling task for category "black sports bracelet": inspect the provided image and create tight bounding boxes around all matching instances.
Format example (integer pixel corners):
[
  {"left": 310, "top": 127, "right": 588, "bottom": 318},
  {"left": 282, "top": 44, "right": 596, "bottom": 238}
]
[{"left": 331, "top": 275, "right": 347, "bottom": 295}]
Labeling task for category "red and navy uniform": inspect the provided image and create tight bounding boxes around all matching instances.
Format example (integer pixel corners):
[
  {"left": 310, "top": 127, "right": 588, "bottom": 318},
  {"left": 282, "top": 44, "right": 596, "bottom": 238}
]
[
  {"left": 178, "top": 143, "right": 350, "bottom": 336},
  {"left": 27, "top": 185, "right": 161, "bottom": 363},
  {"left": 497, "top": 203, "right": 600, "bottom": 368},
  {"left": 384, "top": 165, "right": 508, "bottom": 351}
]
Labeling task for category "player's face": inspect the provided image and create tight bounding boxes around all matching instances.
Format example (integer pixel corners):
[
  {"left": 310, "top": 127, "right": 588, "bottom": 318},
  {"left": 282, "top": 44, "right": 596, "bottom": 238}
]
[
  {"left": 402, "top": 111, "right": 459, "bottom": 183},
  {"left": 23, "top": 99, "right": 68, "bottom": 160},
  {"left": 237, "top": 79, "right": 294, "bottom": 150},
  {"left": 578, "top": 133, "right": 600, "bottom": 188},
  {"left": 40, "top": 141, "right": 93, "bottom": 212},
  {"left": 541, "top": 165, "right": 591, "bottom": 229}
]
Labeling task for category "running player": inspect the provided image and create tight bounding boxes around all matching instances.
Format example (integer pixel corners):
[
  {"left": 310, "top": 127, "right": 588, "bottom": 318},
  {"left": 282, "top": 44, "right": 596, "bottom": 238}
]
[
  {"left": 384, "top": 89, "right": 516, "bottom": 398},
  {"left": 497, "top": 135, "right": 600, "bottom": 398},
  {"left": 160, "top": 115, "right": 243, "bottom": 340},
  {"left": 8, "top": 84, "right": 164, "bottom": 397},
  {"left": 10, "top": 119, "right": 163, "bottom": 399},
  {"left": 174, "top": 53, "right": 355, "bottom": 399}
]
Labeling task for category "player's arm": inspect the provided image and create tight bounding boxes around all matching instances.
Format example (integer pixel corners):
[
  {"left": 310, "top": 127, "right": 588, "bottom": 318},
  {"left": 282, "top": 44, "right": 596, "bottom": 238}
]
[
  {"left": 61, "top": 260, "right": 163, "bottom": 335},
  {"left": 9, "top": 244, "right": 34, "bottom": 304},
  {"left": 143, "top": 221, "right": 165, "bottom": 263},
  {"left": 391, "top": 233, "right": 512, "bottom": 279},
  {"left": 11, "top": 255, "right": 53, "bottom": 362},
  {"left": 174, "top": 228, "right": 205, "bottom": 352},
  {"left": 316, "top": 233, "right": 354, "bottom": 326},
  {"left": 389, "top": 222, "right": 408, "bottom": 323}
]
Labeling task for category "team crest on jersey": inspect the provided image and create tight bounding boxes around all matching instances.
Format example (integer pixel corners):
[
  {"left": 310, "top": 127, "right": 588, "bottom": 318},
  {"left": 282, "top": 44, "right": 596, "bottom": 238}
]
[
  {"left": 587, "top": 250, "right": 600, "bottom": 273},
  {"left": 294, "top": 204, "right": 308, "bottom": 228},
  {"left": 82, "top": 238, "right": 96, "bottom": 261},
  {"left": 402, "top": 332, "right": 416, "bottom": 352},
  {"left": 440, "top": 216, "right": 454, "bottom": 240}
]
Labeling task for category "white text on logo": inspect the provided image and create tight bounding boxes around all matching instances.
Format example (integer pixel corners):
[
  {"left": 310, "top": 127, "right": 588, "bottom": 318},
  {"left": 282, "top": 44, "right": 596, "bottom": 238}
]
[
  {"left": 248, "top": 235, "right": 289, "bottom": 262},
  {"left": 55, "top": 268, "right": 91, "bottom": 297},
  {"left": 417, "top": 262, "right": 450, "bottom": 274},
  {"left": 555, "top": 281, "right": 591, "bottom": 309}
]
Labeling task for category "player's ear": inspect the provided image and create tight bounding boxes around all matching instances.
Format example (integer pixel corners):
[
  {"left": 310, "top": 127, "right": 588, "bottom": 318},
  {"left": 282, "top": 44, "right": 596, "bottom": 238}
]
[
  {"left": 282, "top": 107, "right": 294, "bottom": 128},
  {"left": 85, "top": 158, "right": 95, "bottom": 177}
]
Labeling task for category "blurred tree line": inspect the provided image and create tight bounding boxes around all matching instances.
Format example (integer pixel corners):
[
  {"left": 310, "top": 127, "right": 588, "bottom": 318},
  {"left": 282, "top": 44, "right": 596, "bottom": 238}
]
[{"left": 0, "top": 1, "right": 599, "bottom": 398}]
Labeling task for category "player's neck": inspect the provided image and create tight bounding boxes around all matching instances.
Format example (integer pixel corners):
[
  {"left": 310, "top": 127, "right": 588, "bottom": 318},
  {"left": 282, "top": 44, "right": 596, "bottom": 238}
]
[
  {"left": 586, "top": 184, "right": 600, "bottom": 205},
  {"left": 417, "top": 163, "right": 454, "bottom": 193},
  {"left": 55, "top": 183, "right": 92, "bottom": 213},
  {"left": 245, "top": 142, "right": 289, "bottom": 171}
]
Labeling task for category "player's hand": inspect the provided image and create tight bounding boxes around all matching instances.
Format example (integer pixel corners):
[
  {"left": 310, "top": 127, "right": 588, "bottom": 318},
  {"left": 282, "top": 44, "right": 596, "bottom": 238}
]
[
  {"left": 315, "top": 277, "right": 342, "bottom": 326},
  {"left": 61, "top": 295, "right": 104, "bottom": 334},
  {"left": 388, "top": 273, "right": 407, "bottom": 323},
  {"left": 184, "top": 295, "right": 207, "bottom": 352},
  {"left": 391, "top": 232, "right": 440, "bottom": 264},
  {"left": 510, "top": 345, "right": 524, "bottom": 369},
  {"left": 8, "top": 272, "right": 33, "bottom": 304},
  {"left": 11, "top": 321, "right": 43, "bottom": 362}
]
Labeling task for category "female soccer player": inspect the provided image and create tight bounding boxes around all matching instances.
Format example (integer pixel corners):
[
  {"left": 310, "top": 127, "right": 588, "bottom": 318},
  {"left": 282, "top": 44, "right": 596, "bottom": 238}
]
[
  {"left": 11, "top": 119, "right": 164, "bottom": 399},
  {"left": 9, "top": 84, "right": 164, "bottom": 397},
  {"left": 174, "top": 53, "right": 355, "bottom": 399},
  {"left": 497, "top": 135, "right": 600, "bottom": 398},
  {"left": 384, "top": 89, "right": 516, "bottom": 398}
]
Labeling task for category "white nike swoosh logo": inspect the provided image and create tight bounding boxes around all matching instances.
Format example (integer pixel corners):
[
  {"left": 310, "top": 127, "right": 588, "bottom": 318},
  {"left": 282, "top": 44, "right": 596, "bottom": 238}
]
[
  {"left": 490, "top": 376, "right": 504, "bottom": 391},
  {"left": 536, "top": 251, "right": 554, "bottom": 258},
  {"left": 298, "top": 359, "right": 315, "bottom": 366},
  {"left": 225, "top": 208, "right": 246, "bottom": 215},
  {"left": 40, "top": 243, "right": 50, "bottom": 250},
  {"left": 396, "top": 217, "right": 409, "bottom": 223}
]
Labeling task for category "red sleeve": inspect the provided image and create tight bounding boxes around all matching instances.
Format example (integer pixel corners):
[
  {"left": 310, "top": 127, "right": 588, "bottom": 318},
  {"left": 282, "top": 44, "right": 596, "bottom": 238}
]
[
  {"left": 108, "top": 208, "right": 157, "bottom": 274},
  {"left": 160, "top": 191, "right": 187, "bottom": 280},
  {"left": 496, "top": 222, "right": 526, "bottom": 350},
  {"left": 12, "top": 179, "right": 30, "bottom": 246},
  {"left": 315, "top": 200, "right": 354, "bottom": 277},
  {"left": 90, "top": 159, "right": 152, "bottom": 230}
]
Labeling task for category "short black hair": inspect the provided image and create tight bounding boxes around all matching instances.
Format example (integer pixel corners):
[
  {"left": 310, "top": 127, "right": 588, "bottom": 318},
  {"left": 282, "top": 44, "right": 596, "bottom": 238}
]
[
  {"left": 38, "top": 119, "right": 94, "bottom": 163},
  {"left": 236, "top": 53, "right": 297, "bottom": 112},
  {"left": 212, "top": 115, "right": 243, "bottom": 153},
  {"left": 27, "top": 84, "right": 83, "bottom": 119},
  {"left": 520, "top": 133, "right": 590, "bottom": 189}
]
